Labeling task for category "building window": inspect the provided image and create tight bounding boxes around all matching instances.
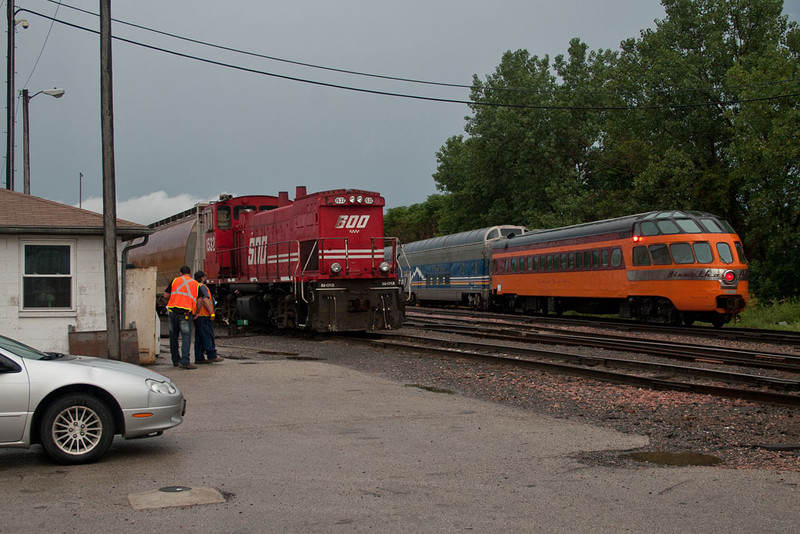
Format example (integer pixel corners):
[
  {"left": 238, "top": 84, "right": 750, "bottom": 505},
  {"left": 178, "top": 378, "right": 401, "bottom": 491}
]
[{"left": 22, "top": 242, "right": 74, "bottom": 309}]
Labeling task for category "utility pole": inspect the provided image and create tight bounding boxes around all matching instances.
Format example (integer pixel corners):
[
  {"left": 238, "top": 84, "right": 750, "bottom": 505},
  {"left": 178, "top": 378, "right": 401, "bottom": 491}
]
[
  {"left": 6, "top": 0, "right": 15, "bottom": 190},
  {"left": 100, "top": 0, "right": 121, "bottom": 360}
]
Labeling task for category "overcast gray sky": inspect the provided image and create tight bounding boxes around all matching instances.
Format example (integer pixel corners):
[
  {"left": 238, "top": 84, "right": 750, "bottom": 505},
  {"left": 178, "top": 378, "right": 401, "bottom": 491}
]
[{"left": 4, "top": 1, "right": 799, "bottom": 224}]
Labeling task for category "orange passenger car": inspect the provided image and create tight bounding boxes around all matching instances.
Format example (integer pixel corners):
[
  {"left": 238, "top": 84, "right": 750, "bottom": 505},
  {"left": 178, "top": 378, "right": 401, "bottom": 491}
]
[{"left": 491, "top": 211, "right": 748, "bottom": 327}]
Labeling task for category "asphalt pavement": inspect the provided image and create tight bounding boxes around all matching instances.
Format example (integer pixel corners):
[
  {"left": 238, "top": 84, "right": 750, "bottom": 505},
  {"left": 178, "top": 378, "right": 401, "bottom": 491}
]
[{"left": 1, "top": 341, "right": 798, "bottom": 533}]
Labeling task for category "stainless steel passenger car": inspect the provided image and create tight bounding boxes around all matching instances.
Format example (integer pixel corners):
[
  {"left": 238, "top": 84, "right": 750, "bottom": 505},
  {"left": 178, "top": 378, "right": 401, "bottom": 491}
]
[{"left": 397, "top": 226, "right": 527, "bottom": 309}]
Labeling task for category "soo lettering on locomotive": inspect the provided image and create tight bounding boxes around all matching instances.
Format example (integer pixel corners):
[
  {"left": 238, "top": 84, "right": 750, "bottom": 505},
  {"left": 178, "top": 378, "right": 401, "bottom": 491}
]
[{"left": 129, "top": 186, "right": 404, "bottom": 332}]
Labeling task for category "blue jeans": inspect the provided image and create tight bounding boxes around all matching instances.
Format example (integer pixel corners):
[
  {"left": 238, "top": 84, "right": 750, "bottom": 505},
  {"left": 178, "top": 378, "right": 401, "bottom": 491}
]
[
  {"left": 168, "top": 309, "right": 193, "bottom": 366},
  {"left": 194, "top": 316, "right": 218, "bottom": 362}
]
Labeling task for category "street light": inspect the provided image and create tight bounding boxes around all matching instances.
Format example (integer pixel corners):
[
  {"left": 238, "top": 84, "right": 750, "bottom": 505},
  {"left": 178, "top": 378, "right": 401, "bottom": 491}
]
[{"left": 21, "top": 88, "right": 65, "bottom": 195}]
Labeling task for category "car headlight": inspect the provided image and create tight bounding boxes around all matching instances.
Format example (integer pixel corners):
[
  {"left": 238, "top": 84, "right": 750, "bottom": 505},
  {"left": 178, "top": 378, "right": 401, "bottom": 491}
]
[
  {"left": 379, "top": 261, "right": 391, "bottom": 273},
  {"left": 146, "top": 378, "right": 177, "bottom": 395},
  {"left": 330, "top": 262, "right": 342, "bottom": 274}
]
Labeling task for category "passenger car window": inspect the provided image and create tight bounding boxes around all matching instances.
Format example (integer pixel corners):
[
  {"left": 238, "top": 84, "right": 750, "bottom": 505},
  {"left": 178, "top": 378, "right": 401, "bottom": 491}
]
[
  {"left": 699, "top": 218, "right": 723, "bottom": 233},
  {"left": 601, "top": 250, "right": 609, "bottom": 267},
  {"left": 640, "top": 222, "right": 659, "bottom": 236},
  {"left": 568, "top": 253, "right": 575, "bottom": 269},
  {"left": 632, "top": 246, "right": 651, "bottom": 266},
  {"left": 669, "top": 243, "right": 695, "bottom": 264},
  {"left": 735, "top": 242, "right": 748, "bottom": 264},
  {"left": 649, "top": 244, "right": 672, "bottom": 265},
  {"left": 717, "top": 242, "right": 734, "bottom": 264},
  {"left": 592, "top": 250, "right": 600, "bottom": 268},
  {"left": 692, "top": 242, "right": 713, "bottom": 263},
  {"left": 656, "top": 220, "right": 680, "bottom": 234},
  {"left": 611, "top": 248, "right": 623, "bottom": 267},
  {"left": 675, "top": 219, "right": 702, "bottom": 233}
]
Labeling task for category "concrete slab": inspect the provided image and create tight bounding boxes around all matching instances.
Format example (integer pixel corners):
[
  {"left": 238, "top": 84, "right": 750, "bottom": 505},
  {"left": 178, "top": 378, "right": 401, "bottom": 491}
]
[
  {"left": 1, "top": 349, "right": 799, "bottom": 533},
  {"left": 128, "top": 486, "right": 226, "bottom": 510}
]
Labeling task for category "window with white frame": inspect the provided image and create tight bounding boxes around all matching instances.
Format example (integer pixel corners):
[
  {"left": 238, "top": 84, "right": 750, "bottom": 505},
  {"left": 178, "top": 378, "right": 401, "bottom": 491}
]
[{"left": 21, "top": 241, "right": 74, "bottom": 309}]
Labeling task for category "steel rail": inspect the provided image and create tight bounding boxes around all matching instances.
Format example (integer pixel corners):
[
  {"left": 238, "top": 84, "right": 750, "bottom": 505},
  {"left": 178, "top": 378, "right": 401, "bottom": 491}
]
[
  {"left": 349, "top": 333, "right": 800, "bottom": 407},
  {"left": 408, "top": 307, "right": 800, "bottom": 345},
  {"left": 405, "top": 315, "right": 800, "bottom": 372}
]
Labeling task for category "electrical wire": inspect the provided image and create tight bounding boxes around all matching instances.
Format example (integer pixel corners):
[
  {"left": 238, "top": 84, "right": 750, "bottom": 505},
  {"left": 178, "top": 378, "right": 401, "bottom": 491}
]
[
  {"left": 14, "top": 6, "right": 800, "bottom": 111},
  {"left": 41, "top": 0, "right": 800, "bottom": 98},
  {"left": 19, "top": 0, "right": 62, "bottom": 90}
]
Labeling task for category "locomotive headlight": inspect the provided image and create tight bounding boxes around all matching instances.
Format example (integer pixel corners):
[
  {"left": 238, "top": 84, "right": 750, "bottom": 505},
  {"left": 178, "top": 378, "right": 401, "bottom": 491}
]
[
  {"left": 330, "top": 262, "right": 342, "bottom": 274},
  {"left": 379, "top": 261, "right": 391, "bottom": 273},
  {"left": 722, "top": 270, "right": 736, "bottom": 284}
]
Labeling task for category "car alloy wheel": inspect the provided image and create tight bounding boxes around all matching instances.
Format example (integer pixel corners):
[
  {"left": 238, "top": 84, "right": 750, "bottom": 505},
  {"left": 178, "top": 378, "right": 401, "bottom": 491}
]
[{"left": 40, "top": 394, "right": 115, "bottom": 464}]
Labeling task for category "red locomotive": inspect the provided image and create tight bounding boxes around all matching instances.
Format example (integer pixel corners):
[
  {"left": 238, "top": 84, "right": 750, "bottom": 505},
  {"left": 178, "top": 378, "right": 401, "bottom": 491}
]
[{"left": 129, "top": 187, "right": 404, "bottom": 332}]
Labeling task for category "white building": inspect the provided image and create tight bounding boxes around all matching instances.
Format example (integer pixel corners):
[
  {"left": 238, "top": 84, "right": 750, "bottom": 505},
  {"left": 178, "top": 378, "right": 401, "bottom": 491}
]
[{"left": 0, "top": 189, "right": 151, "bottom": 353}]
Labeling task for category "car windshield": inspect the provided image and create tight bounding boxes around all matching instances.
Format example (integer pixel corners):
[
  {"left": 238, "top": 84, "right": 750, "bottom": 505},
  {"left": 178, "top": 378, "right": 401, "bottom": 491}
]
[{"left": 0, "top": 334, "right": 52, "bottom": 360}]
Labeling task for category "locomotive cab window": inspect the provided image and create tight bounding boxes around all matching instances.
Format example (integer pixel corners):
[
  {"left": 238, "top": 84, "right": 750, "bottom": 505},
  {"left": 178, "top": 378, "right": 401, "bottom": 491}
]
[
  {"left": 716, "top": 242, "right": 734, "bottom": 264},
  {"left": 217, "top": 206, "right": 231, "bottom": 229},
  {"left": 234, "top": 205, "right": 257, "bottom": 220}
]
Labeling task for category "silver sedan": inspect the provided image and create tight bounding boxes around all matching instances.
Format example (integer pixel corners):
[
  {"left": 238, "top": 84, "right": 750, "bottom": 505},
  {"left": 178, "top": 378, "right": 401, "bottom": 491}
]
[{"left": 0, "top": 334, "right": 185, "bottom": 464}]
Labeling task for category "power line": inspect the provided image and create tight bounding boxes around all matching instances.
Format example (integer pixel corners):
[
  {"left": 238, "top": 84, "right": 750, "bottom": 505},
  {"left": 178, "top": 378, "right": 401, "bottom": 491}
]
[
  {"left": 44, "top": 0, "right": 474, "bottom": 90},
  {"left": 16, "top": 7, "right": 800, "bottom": 111},
  {"left": 19, "top": 0, "right": 63, "bottom": 90},
  {"left": 40, "top": 0, "right": 800, "bottom": 98}
]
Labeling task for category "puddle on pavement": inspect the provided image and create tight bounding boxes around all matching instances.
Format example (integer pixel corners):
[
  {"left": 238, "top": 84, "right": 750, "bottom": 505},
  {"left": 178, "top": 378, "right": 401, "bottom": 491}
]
[{"left": 625, "top": 451, "right": 721, "bottom": 466}]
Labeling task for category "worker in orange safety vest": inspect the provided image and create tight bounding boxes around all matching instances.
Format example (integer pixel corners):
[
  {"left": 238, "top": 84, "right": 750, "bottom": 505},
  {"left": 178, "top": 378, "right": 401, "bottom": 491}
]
[{"left": 164, "top": 265, "right": 199, "bottom": 369}]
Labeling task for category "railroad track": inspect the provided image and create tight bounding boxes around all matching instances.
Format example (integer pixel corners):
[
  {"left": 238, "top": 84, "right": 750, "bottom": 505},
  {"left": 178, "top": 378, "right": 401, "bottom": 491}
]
[
  {"left": 408, "top": 307, "right": 800, "bottom": 346},
  {"left": 405, "top": 314, "right": 800, "bottom": 372},
  {"left": 342, "top": 314, "right": 800, "bottom": 406}
]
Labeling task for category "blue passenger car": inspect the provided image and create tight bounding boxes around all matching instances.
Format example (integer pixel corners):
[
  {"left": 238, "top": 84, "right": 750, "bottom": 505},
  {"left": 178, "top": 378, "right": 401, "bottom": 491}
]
[{"left": 397, "top": 226, "right": 527, "bottom": 309}]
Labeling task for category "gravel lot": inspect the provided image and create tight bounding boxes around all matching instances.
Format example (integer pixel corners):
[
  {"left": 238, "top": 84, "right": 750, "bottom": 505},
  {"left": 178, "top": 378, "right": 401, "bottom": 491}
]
[{"left": 213, "top": 328, "right": 800, "bottom": 472}]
